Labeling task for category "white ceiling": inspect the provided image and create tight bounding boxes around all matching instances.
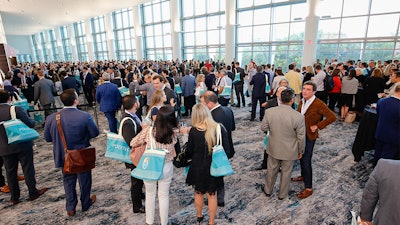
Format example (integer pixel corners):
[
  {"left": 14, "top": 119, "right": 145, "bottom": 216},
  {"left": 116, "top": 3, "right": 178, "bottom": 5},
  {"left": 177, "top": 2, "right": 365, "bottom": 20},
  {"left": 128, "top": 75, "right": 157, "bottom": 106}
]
[{"left": 0, "top": 0, "right": 149, "bottom": 36}]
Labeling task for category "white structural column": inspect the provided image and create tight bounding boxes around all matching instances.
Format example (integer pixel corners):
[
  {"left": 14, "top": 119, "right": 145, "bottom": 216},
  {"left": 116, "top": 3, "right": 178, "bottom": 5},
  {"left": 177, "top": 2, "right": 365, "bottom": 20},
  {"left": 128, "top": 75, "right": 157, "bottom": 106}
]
[
  {"left": 35, "top": 34, "right": 44, "bottom": 62},
  {"left": 54, "top": 28, "right": 64, "bottom": 61},
  {"left": 104, "top": 13, "right": 116, "bottom": 60},
  {"left": 29, "top": 35, "right": 36, "bottom": 61},
  {"left": 132, "top": 5, "right": 143, "bottom": 60},
  {"left": 170, "top": 0, "right": 181, "bottom": 60},
  {"left": 45, "top": 31, "right": 54, "bottom": 61},
  {"left": 301, "top": 0, "right": 320, "bottom": 67},
  {"left": 0, "top": 13, "right": 7, "bottom": 44},
  {"left": 84, "top": 19, "right": 94, "bottom": 61},
  {"left": 68, "top": 24, "right": 78, "bottom": 62},
  {"left": 225, "top": 0, "right": 236, "bottom": 65}
]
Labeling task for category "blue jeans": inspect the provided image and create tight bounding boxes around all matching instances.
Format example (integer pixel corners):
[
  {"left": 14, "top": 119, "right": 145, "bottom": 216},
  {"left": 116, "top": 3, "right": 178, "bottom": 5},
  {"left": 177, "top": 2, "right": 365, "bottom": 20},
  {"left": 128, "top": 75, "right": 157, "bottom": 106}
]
[
  {"left": 300, "top": 138, "right": 316, "bottom": 189},
  {"left": 104, "top": 111, "right": 117, "bottom": 133},
  {"left": 63, "top": 170, "right": 92, "bottom": 211}
]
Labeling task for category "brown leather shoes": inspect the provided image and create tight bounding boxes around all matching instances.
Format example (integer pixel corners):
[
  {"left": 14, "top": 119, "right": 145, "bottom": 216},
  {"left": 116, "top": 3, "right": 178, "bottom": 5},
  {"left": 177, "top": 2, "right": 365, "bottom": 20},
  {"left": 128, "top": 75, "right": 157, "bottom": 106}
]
[
  {"left": 90, "top": 195, "right": 96, "bottom": 205},
  {"left": 67, "top": 210, "right": 76, "bottom": 216},
  {"left": 297, "top": 189, "right": 313, "bottom": 199},
  {"left": 0, "top": 185, "right": 10, "bottom": 193},
  {"left": 29, "top": 187, "right": 48, "bottom": 201},
  {"left": 291, "top": 176, "right": 304, "bottom": 182},
  {"left": 17, "top": 175, "right": 25, "bottom": 181}
]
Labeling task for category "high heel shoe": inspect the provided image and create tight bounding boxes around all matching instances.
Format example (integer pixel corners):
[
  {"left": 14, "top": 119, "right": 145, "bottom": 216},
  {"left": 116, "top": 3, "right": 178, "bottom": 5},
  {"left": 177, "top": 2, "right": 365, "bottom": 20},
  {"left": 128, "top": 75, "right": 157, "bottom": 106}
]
[{"left": 197, "top": 216, "right": 204, "bottom": 223}]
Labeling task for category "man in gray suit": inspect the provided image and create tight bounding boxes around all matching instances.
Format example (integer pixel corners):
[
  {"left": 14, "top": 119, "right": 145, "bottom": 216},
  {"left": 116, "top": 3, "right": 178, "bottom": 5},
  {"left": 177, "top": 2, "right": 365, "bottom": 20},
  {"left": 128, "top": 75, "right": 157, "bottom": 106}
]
[
  {"left": 359, "top": 159, "right": 400, "bottom": 225},
  {"left": 34, "top": 68, "right": 57, "bottom": 121},
  {"left": 260, "top": 88, "right": 305, "bottom": 200}
]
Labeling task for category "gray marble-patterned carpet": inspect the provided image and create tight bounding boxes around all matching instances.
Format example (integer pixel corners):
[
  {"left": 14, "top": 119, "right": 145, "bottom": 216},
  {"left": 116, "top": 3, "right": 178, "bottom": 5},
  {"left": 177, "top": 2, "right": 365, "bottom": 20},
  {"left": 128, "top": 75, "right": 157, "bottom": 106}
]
[{"left": 0, "top": 103, "right": 374, "bottom": 225}]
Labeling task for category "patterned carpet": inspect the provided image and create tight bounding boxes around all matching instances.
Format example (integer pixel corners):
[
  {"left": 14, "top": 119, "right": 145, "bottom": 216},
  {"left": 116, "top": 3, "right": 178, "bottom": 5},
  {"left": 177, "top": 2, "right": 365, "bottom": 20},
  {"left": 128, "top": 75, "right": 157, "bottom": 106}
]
[{"left": 0, "top": 104, "right": 374, "bottom": 225}]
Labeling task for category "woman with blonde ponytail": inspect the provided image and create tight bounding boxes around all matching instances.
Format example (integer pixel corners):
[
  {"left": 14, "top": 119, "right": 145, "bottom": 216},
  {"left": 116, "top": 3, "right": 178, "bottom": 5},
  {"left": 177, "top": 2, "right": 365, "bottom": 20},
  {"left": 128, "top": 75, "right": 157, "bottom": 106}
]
[{"left": 185, "top": 103, "right": 230, "bottom": 225}]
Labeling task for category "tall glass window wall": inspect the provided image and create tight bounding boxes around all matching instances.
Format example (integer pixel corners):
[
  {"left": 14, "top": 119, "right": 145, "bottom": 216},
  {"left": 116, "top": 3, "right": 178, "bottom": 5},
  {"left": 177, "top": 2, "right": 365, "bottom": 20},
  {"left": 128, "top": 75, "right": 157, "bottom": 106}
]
[
  {"left": 142, "top": 0, "right": 172, "bottom": 60},
  {"left": 59, "top": 26, "right": 73, "bottom": 62},
  {"left": 236, "top": 0, "right": 307, "bottom": 68},
  {"left": 31, "top": 35, "right": 40, "bottom": 62},
  {"left": 73, "top": 21, "right": 89, "bottom": 62},
  {"left": 91, "top": 16, "right": 109, "bottom": 61},
  {"left": 317, "top": 0, "right": 400, "bottom": 62},
  {"left": 39, "top": 32, "right": 50, "bottom": 62},
  {"left": 181, "top": 0, "right": 226, "bottom": 62},
  {"left": 49, "top": 29, "right": 60, "bottom": 61},
  {"left": 112, "top": 8, "right": 137, "bottom": 60}
]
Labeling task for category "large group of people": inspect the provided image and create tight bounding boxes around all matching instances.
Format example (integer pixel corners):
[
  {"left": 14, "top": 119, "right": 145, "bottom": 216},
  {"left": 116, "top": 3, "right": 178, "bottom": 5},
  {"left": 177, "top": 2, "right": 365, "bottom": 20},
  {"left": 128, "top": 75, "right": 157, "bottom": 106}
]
[{"left": 0, "top": 56, "right": 399, "bottom": 224}]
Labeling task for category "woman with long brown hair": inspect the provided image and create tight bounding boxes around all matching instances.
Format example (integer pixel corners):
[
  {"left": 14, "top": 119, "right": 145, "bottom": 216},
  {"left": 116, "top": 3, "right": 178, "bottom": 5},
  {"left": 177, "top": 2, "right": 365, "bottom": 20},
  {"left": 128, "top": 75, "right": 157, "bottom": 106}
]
[{"left": 130, "top": 105, "right": 178, "bottom": 225}]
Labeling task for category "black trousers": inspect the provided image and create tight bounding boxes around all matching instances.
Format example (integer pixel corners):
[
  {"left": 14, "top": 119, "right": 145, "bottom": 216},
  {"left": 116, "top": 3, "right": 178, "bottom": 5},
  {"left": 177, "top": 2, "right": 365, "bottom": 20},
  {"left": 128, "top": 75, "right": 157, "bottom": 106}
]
[
  {"left": 234, "top": 84, "right": 245, "bottom": 106},
  {"left": 2, "top": 148, "right": 39, "bottom": 202},
  {"left": 0, "top": 157, "right": 5, "bottom": 187},
  {"left": 183, "top": 95, "right": 196, "bottom": 116},
  {"left": 83, "top": 88, "right": 94, "bottom": 106},
  {"left": 126, "top": 163, "right": 144, "bottom": 211},
  {"left": 251, "top": 97, "right": 266, "bottom": 120},
  {"left": 316, "top": 91, "right": 328, "bottom": 104}
]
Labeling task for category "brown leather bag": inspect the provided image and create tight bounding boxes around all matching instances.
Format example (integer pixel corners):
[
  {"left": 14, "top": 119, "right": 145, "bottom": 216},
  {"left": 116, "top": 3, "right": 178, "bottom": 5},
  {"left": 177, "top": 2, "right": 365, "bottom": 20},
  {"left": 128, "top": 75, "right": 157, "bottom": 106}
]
[
  {"left": 130, "top": 144, "right": 146, "bottom": 166},
  {"left": 56, "top": 112, "right": 96, "bottom": 174}
]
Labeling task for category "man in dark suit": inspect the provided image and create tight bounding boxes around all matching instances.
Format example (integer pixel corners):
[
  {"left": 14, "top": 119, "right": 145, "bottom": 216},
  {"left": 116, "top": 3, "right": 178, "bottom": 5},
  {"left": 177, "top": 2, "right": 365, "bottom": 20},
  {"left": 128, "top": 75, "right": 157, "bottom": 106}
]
[
  {"left": 201, "top": 91, "right": 236, "bottom": 207},
  {"left": 20, "top": 70, "right": 35, "bottom": 103},
  {"left": 359, "top": 159, "right": 400, "bottom": 225},
  {"left": 60, "top": 71, "right": 80, "bottom": 95},
  {"left": 0, "top": 90, "right": 47, "bottom": 205},
  {"left": 34, "top": 68, "right": 57, "bottom": 121},
  {"left": 249, "top": 66, "right": 267, "bottom": 121},
  {"left": 152, "top": 74, "right": 178, "bottom": 111},
  {"left": 257, "top": 86, "right": 288, "bottom": 170},
  {"left": 233, "top": 62, "right": 246, "bottom": 107},
  {"left": 80, "top": 66, "right": 94, "bottom": 107},
  {"left": 44, "top": 89, "right": 99, "bottom": 216},
  {"left": 120, "top": 95, "right": 144, "bottom": 213},
  {"left": 205, "top": 66, "right": 216, "bottom": 92},
  {"left": 373, "top": 83, "right": 400, "bottom": 165},
  {"left": 95, "top": 72, "right": 122, "bottom": 133}
]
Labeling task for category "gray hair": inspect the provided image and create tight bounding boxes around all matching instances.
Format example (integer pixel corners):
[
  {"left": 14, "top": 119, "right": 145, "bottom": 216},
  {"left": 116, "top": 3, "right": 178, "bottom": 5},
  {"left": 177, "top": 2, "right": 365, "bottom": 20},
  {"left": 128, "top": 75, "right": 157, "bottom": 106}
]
[{"left": 102, "top": 72, "right": 110, "bottom": 81}]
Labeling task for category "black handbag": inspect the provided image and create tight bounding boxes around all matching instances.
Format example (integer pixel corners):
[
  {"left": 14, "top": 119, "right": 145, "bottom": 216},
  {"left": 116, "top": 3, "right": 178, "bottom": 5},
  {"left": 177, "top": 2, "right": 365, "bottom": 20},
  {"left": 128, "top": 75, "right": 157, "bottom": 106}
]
[{"left": 173, "top": 142, "right": 191, "bottom": 168}]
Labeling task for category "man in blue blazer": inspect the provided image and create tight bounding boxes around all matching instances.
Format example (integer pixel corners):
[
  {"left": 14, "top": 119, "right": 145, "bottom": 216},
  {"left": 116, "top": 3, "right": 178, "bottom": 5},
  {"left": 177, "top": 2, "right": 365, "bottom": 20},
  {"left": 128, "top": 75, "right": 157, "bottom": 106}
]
[
  {"left": 61, "top": 71, "right": 80, "bottom": 95},
  {"left": 249, "top": 66, "right": 267, "bottom": 121},
  {"left": 95, "top": 72, "right": 122, "bottom": 133},
  {"left": 0, "top": 90, "right": 47, "bottom": 205},
  {"left": 374, "top": 83, "right": 400, "bottom": 164},
  {"left": 80, "top": 66, "right": 95, "bottom": 107},
  {"left": 44, "top": 89, "right": 99, "bottom": 216}
]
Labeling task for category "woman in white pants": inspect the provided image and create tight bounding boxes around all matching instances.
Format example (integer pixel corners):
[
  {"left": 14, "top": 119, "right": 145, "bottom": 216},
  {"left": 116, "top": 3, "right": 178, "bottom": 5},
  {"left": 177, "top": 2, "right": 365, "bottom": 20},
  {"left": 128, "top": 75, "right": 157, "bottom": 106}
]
[{"left": 131, "top": 105, "right": 178, "bottom": 225}]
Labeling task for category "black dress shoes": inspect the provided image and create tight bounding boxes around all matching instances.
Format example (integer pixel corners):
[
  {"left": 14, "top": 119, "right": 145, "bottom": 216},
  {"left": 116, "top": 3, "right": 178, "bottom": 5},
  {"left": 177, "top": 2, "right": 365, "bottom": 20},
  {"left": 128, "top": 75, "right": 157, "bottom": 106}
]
[
  {"left": 133, "top": 206, "right": 145, "bottom": 213},
  {"left": 217, "top": 202, "right": 225, "bottom": 207}
]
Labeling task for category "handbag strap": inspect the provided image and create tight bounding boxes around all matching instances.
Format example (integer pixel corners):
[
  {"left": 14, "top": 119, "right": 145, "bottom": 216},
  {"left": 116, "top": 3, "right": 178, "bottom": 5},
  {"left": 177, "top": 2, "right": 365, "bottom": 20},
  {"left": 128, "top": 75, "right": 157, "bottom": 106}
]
[
  {"left": 120, "top": 78, "right": 123, "bottom": 87},
  {"left": 215, "top": 123, "right": 222, "bottom": 146},
  {"left": 119, "top": 117, "right": 136, "bottom": 136},
  {"left": 56, "top": 112, "right": 68, "bottom": 153},
  {"left": 10, "top": 106, "right": 16, "bottom": 120}
]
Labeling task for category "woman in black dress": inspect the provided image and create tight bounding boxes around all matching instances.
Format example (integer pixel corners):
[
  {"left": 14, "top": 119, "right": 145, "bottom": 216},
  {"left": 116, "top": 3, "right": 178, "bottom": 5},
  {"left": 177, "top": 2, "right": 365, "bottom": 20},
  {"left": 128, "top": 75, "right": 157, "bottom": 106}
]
[{"left": 185, "top": 103, "right": 229, "bottom": 225}]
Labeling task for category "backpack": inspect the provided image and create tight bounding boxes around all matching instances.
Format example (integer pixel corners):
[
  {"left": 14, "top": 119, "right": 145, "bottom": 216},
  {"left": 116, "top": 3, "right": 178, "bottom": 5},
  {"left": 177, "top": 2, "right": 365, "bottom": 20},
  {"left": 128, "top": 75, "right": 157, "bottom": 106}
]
[{"left": 324, "top": 74, "right": 334, "bottom": 91}]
